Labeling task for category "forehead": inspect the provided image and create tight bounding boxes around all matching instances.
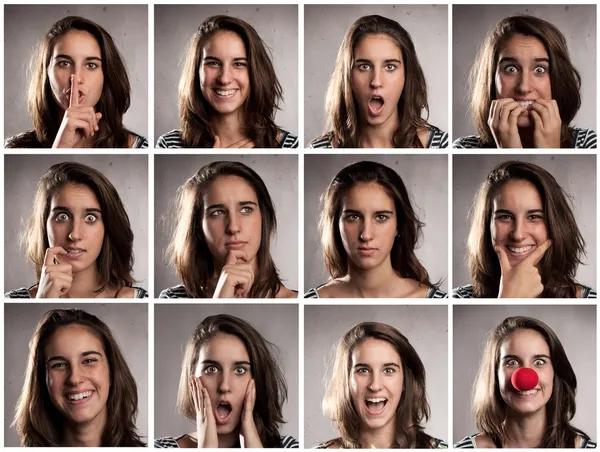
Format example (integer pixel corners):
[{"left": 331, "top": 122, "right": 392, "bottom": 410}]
[
  {"left": 352, "top": 337, "right": 401, "bottom": 364},
  {"left": 341, "top": 182, "right": 395, "bottom": 211},
  {"left": 50, "top": 183, "right": 100, "bottom": 208},
  {"left": 52, "top": 29, "right": 101, "bottom": 57},
  {"left": 45, "top": 324, "right": 104, "bottom": 356},
  {"left": 199, "top": 333, "right": 250, "bottom": 360},
  {"left": 204, "top": 175, "right": 258, "bottom": 205},
  {"left": 354, "top": 33, "right": 402, "bottom": 60},
  {"left": 498, "top": 33, "right": 548, "bottom": 60},
  {"left": 493, "top": 179, "right": 542, "bottom": 209},
  {"left": 500, "top": 328, "right": 550, "bottom": 356},
  {"left": 202, "top": 30, "right": 247, "bottom": 58}
]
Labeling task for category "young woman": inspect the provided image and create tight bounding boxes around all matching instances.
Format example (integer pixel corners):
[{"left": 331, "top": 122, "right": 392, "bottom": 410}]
[
  {"left": 316, "top": 321, "right": 445, "bottom": 448},
  {"left": 12, "top": 308, "right": 145, "bottom": 447},
  {"left": 305, "top": 161, "right": 446, "bottom": 298},
  {"left": 308, "top": 15, "right": 447, "bottom": 149},
  {"left": 156, "top": 15, "right": 298, "bottom": 149},
  {"left": 5, "top": 162, "right": 147, "bottom": 298},
  {"left": 5, "top": 16, "right": 147, "bottom": 148},
  {"left": 160, "top": 161, "right": 296, "bottom": 298},
  {"left": 154, "top": 314, "right": 298, "bottom": 448},
  {"left": 452, "top": 160, "right": 595, "bottom": 298},
  {"left": 453, "top": 14, "right": 596, "bottom": 149},
  {"left": 455, "top": 316, "right": 595, "bottom": 448}
]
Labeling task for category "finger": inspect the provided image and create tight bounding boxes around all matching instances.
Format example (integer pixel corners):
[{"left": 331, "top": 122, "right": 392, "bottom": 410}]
[
  {"left": 202, "top": 387, "right": 214, "bottom": 419},
  {"left": 46, "top": 263, "right": 73, "bottom": 276},
  {"left": 44, "top": 246, "right": 68, "bottom": 267},
  {"left": 70, "top": 74, "right": 78, "bottom": 107},
  {"left": 495, "top": 246, "right": 512, "bottom": 273},
  {"left": 95, "top": 112, "right": 102, "bottom": 131},
  {"left": 530, "top": 102, "right": 551, "bottom": 124},
  {"left": 225, "top": 249, "right": 249, "bottom": 265},
  {"left": 213, "top": 135, "right": 221, "bottom": 148},
  {"left": 499, "top": 101, "right": 520, "bottom": 124},
  {"left": 523, "top": 240, "right": 552, "bottom": 266},
  {"left": 530, "top": 109, "right": 543, "bottom": 131},
  {"left": 508, "top": 104, "right": 524, "bottom": 129}
]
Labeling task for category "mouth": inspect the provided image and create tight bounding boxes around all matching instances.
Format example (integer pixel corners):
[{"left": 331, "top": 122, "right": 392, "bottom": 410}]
[
  {"left": 357, "top": 247, "right": 377, "bottom": 256},
  {"left": 506, "top": 244, "right": 535, "bottom": 258},
  {"left": 65, "top": 249, "right": 86, "bottom": 258},
  {"left": 368, "top": 95, "right": 385, "bottom": 116},
  {"left": 364, "top": 397, "right": 388, "bottom": 415},
  {"left": 213, "top": 88, "right": 238, "bottom": 99},
  {"left": 225, "top": 241, "right": 246, "bottom": 250},
  {"left": 66, "top": 390, "right": 93, "bottom": 403},
  {"left": 215, "top": 401, "right": 232, "bottom": 423},
  {"left": 515, "top": 388, "right": 540, "bottom": 396}
]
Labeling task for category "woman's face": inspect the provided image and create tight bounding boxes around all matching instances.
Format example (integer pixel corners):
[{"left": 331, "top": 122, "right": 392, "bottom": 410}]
[
  {"left": 202, "top": 175, "right": 262, "bottom": 267},
  {"left": 195, "top": 334, "right": 252, "bottom": 435},
  {"left": 45, "top": 324, "right": 111, "bottom": 426},
  {"left": 497, "top": 328, "right": 554, "bottom": 416},
  {"left": 46, "top": 183, "right": 105, "bottom": 275},
  {"left": 490, "top": 179, "right": 548, "bottom": 269},
  {"left": 339, "top": 182, "right": 397, "bottom": 271},
  {"left": 350, "top": 338, "right": 404, "bottom": 432},
  {"left": 48, "top": 30, "right": 104, "bottom": 110},
  {"left": 351, "top": 33, "right": 405, "bottom": 127},
  {"left": 494, "top": 33, "right": 552, "bottom": 128},
  {"left": 200, "top": 30, "right": 250, "bottom": 117}
]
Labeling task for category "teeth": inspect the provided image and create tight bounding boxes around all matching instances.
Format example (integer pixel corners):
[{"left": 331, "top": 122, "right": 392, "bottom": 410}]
[
  {"left": 518, "top": 101, "right": 533, "bottom": 108},
  {"left": 67, "top": 249, "right": 84, "bottom": 254},
  {"left": 366, "top": 397, "right": 387, "bottom": 403},
  {"left": 517, "top": 389, "right": 538, "bottom": 396},
  {"left": 68, "top": 391, "right": 91, "bottom": 401},
  {"left": 508, "top": 245, "right": 533, "bottom": 254},
  {"left": 215, "top": 89, "right": 236, "bottom": 96}
]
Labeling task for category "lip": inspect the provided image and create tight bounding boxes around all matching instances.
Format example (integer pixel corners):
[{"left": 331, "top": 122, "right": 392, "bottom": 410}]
[
  {"left": 364, "top": 397, "right": 388, "bottom": 416},
  {"left": 65, "top": 390, "right": 94, "bottom": 405},
  {"left": 64, "top": 248, "right": 86, "bottom": 259},
  {"left": 367, "top": 94, "right": 385, "bottom": 117},
  {"left": 505, "top": 244, "right": 535, "bottom": 259},
  {"left": 514, "top": 388, "right": 541, "bottom": 397},
  {"left": 357, "top": 247, "right": 377, "bottom": 256},
  {"left": 225, "top": 241, "right": 247, "bottom": 250},
  {"left": 214, "top": 400, "right": 233, "bottom": 425},
  {"left": 213, "top": 88, "right": 239, "bottom": 99}
]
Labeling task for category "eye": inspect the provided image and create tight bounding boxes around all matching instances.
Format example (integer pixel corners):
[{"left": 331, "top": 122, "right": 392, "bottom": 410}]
[
  {"left": 533, "top": 358, "right": 546, "bottom": 366},
  {"left": 50, "top": 361, "right": 67, "bottom": 369},
  {"left": 495, "top": 214, "right": 512, "bottom": 221},
  {"left": 208, "top": 209, "right": 225, "bottom": 217},
  {"left": 240, "top": 206, "right": 254, "bottom": 214},
  {"left": 505, "top": 358, "right": 519, "bottom": 366},
  {"left": 375, "top": 214, "right": 389, "bottom": 222},
  {"left": 504, "top": 65, "right": 518, "bottom": 74},
  {"left": 528, "top": 214, "right": 544, "bottom": 221},
  {"left": 356, "top": 367, "right": 370, "bottom": 374},
  {"left": 85, "top": 214, "right": 98, "bottom": 223},
  {"left": 383, "top": 367, "right": 396, "bottom": 374},
  {"left": 356, "top": 63, "right": 371, "bottom": 71},
  {"left": 234, "top": 366, "right": 248, "bottom": 375},
  {"left": 57, "top": 60, "right": 71, "bottom": 68},
  {"left": 385, "top": 63, "right": 397, "bottom": 71},
  {"left": 83, "top": 357, "right": 98, "bottom": 365},
  {"left": 86, "top": 62, "right": 100, "bottom": 70},
  {"left": 204, "top": 60, "right": 220, "bottom": 67},
  {"left": 204, "top": 365, "right": 219, "bottom": 374},
  {"left": 233, "top": 61, "right": 247, "bottom": 68},
  {"left": 534, "top": 66, "right": 547, "bottom": 74},
  {"left": 344, "top": 214, "right": 360, "bottom": 222},
  {"left": 54, "top": 212, "right": 70, "bottom": 222}
]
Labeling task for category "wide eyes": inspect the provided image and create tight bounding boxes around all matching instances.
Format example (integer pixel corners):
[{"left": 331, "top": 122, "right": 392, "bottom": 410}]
[
  {"left": 354, "top": 63, "right": 399, "bottom": 72},
  {"left": 502, "top": 64, "right": 548, "bottom": 75},
  {"left": 504, "top": 358, "right": 547, "bottom": 367},
  {"left": 202, "top": 365, "right": 249, "bottom": 375},
  {"left": 52, "top": 212, "right": 99, "bottom": 223}
]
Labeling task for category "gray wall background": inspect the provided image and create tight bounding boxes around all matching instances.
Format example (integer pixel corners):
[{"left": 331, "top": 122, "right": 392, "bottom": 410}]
[
  {"left": 4, "top": 5, "right": 148, "bottom": 141},
  {"left": 4, "top": 303, "right": 148, "bottom": 446},
  {"left": 453, "top": 305, "right": 596, "bottom": 443},
  {"left": 305, "top": 154, "right": 448, "bottom": 293},
  {"left": 154, "top": 5, "right": 298, "bottom": 145},
  {"left": 453, "top": 4, "right": 596, "bottom": 140},
  {"left": 4, "top": 155, "right": 149, "bottom": 293},
  {"left": 304, "top": 305, "right": 448, "bottom": 447},
  {"left": 154, "top": 304, "right": 298, "bottom": 440},
  {"left": 304, "top": 5, "right": 448, "bottom": 144},
  {"left": 453, "top": 154, "right": 596, "bottom": 290},
  {"left": 154, "top": 154, "right": 298, "bottom": 295}
]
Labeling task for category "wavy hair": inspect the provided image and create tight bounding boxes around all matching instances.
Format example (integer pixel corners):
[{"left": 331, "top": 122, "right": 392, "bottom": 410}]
[
  {"left": 177, "top": 314, "right": 287, "bottom": 447},
  {"left": 178, "top": 15, "right": 283, "bottom": 148},
  {"left": 469, "top": 14, "right": 581, "bottom": 147},
  {"left": 12, "top": 309, "right": 144, "bottom": 446},
  {"left": 472, "top": 316, "right": 587, "bottom": 447},
  {"left": 322, "top": 15, "right": 430, "bottom": 148},
  {"left": 467, "top": 160, "right": 585, "bottom": 298},
  {"left": 10, "top": 16, "right": 134, "bottom": 148}
]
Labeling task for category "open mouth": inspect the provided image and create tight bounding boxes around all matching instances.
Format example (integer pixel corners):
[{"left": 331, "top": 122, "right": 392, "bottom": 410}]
[
  {"left": 368, "top": 96, "right": 384, "bottom": 116},
  {"left": 507, "top": 245, "right": 534, "bottom": 255},
  {"left": 215, "top": 401, "right": 232, "bottom": 423},
  {"left": 365, "top": 397, "right": 387, "bottom": 415},
  {"left": 214, "top": 89, "right": 238, "bottom": 98}
]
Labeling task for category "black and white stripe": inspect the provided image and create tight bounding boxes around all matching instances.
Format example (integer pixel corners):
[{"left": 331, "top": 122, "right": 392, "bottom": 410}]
[
  {"left": 305, "top": 285, "right": 448, "bottom": 298},
  {"left": 308, "top": 126, "right": 448, "bottom": 149},
  {"left": 156, "top": 129, "right": 298, "bottom": 148},
  {"left": 4, "top": 286, "right": 149, "bottom": 298},
  {"left": 154, "top": 435, "right": 298, "bottom": 448},
  {"left": 158, "top": 284, "right": 192, "bottom": 299},
  {"left": 452, "top": 284, "right": 596, "bottom": 299},
  {"left": 453, "top": 128, "right": 596, "bottom": 149},
  {"left": 454, "top": 433, "right": 596, "bottom": 448}
]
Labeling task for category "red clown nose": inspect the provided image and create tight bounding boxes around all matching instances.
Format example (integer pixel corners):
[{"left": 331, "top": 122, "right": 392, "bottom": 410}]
[{"left": 511, "top": 367, "right": 539, "bottom": 391}]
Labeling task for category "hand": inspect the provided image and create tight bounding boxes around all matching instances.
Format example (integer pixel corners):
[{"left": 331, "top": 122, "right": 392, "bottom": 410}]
[
  {"left": 190, "top": 376, "right": 218, "bottom": 449},
  {"left": 52, "top": 74, "right": 102, "bottom": 148},
  {"left": 530, "top": 99, "right": 562, "bottom": 148},
  {"left": 213, "top": 250, "right": 255, "bottom": 298},
  {"left": 497, "top": 240, "right": 552, "bottom": 298},
  {"left": 488, "top": 98, "right": 524, "bottom": 148},
  {"left": 36, "top": 247, "right": 73, "bottom": 298},
  {"left": 213, "top": 135, "right": 255, "bottom": 148},
  {"left": 240, "top": 379, "right": 263, "bottom": 448}
]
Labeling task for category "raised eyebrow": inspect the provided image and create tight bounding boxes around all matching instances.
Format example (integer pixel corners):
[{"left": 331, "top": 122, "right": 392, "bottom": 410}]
[
  {"left": 234, "top": 360, "right": 251, "bottom": 366},
  {"left": 353, "top": 362, "right": 370, "bottom": 368},
  {"left": 200, "top": 359, "right": 220, "bottom": 366},
  {"left": 533, "top": 354, "right": 551, "bottom": 360}
]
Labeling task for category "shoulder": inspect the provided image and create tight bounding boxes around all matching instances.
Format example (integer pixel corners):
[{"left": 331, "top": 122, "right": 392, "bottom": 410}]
[
  {"left": 430, "top": 437, "right": 448, "bottom": 449},
  {"left": 304, "top": 281, "right": 336, "bottom": 298},
  {"left": 4, "top": 287, "right": 33, "bottom": 298},
  {"left": 5, "top": 130, "right": 43, "bottom": 148},
  {"left": 452, "top": 135, "right": 485, "bottom": 149},
  {"left": 278, "top": 129, "right": 299, "bottom": 148},
  {"left": 280, "top": 435, "right": 299, "bottom": 448},
  {"left": 308, "top": 132, "right": 334, "bottom": 148},
  {"left": 154, "top": 436, "right": 179, "bottom": 448},
  {"left": 580, "top": 285, "right": 596, "bottom": 299},
  {"left": 454, "top": 434, "right": 478, "bottom": 448},
  {"left": 577, "top": 433, "right": 597, "bottom": 448},
  {"left": 428, "top": 286, "right": 448, "bottom": 298},
  {"left": 452, "top": 284, "right": 475, "bottom": 298},
  {"left": 276, "top": 286, "right": 298, "bottom": 298},
  {"left": 156, "top": 129, "right": 183, "bottom": 148},
  {"left": 314, "top": 438, "right": 342, "bottom": 449},
  {"left": 134, "top": 287, "right": 149, "bottom": 298},
  {"left": 131, "top": 134, "right": 148, "bottom": 149},
  {"left": 427, "top": 126, "right": 448, "bottom": 148},
  {"left": 571, "top": 127, "right": 597, "bottom": 148},
  {"left": 159, "top": 284, "right": 191, "bottom": 299},
  {"left": 304, "top": 288, "right": 320, "bottom": 298}
]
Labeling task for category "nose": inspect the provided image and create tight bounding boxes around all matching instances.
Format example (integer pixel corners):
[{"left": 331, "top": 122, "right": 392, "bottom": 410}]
[
  {"left": 516, "top": 71, "right": 532, "bottom": 95},
  {"left": 360, "top": 220, "right": 374, "bottom": 242},
  {"left": 226, "top": 213, "right": 241, "bottom": 235},
  {"left": 369, "top": 68, "right": 383, "bottom": 89},
  {"left": 68, "top": 220, "right": 82, "bottom": 242},
  {"left": 509, "top": 218, "right": 526, "bottom": 242},
  {"left": 368, "top": 373, "right": 383, "bottom": 392},
  {"left": 66, "top": 365, "right": 84, "bottom": 386},
  {"left": 217, "top": 64, "right": 232, "bottom": 85},
  {"left": 217, "top": 373, "right": 231, "bottom": 394}
]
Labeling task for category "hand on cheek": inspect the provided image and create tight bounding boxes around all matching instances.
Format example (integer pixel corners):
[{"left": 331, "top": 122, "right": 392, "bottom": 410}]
[
  {"left": 240, "top": 379, "right": 263, "bottom": 448},
  {"left": 497, "top": 240, "right": 551, "bottom": 298},
  {"left": 190, "top": 376, "right": 218, "bottom": 448}
]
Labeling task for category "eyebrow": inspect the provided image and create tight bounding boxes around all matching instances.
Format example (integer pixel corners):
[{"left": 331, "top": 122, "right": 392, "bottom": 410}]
[
  {"left": 494, "top": 209, "right": 544, "bottom": 215},
  {"left": 354, "top": 58, "right": 402, "bottom": 65},
  {"left": 47, "top": 350, "right": 103, "bottom": 363},
  {"left": 499, "top": 57, "right": 550, "bottom": 65},
  {"left": 343, "top": 209, "right": 395, "bottom": 215},
  {"left": 204, "top": 56, "right": 248, "bottom": 62},
  {"left": 51, "top": 206, "right": 102, "bottom": 214},
  {"left": 353, "top": 362, "right": 401, "bottom": 368},
  {"left": 54, "top": 54, "right": 103, "bottom": 63},
  {"left": 201, "top": 359, "right": 252, "bottom": 366},
  {"left": 206, "top": 201, "right": 258, "bottom": 210},
  {"left": 502, "top": 354, "right": 551, "bottom": 361}
]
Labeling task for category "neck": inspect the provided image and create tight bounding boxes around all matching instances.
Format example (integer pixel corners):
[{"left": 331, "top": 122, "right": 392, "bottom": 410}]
[
  {"left": 502, "top": 408, "right": 547, "bottom": 448},
  {"left": 358, "top": 417, "right": 396, "bottom": 448},
  {"left": 358, "top": 111, "right": 399, "bottom": 148},
  {"left": 62, "top": 414, "right": 106, "bottom": 447},
  {"left": 212, "top": 111, "right": 247, "bottom": 146},
  {"left": 63, "top": 264, "right": 104, "bottom": 298},
  {"left": 344, "top": 257, "right": 400, "bottom": 297}
]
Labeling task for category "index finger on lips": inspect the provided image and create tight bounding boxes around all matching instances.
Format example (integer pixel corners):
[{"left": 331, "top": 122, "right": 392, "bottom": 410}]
[
  {"left": 69, "top": 74, "right": 78, "bottom": 107},
  {"left": 44, "top": 246, "right": 68, "bottom": 267},
  {"left": 523, "top": 240, "right": 552, "bottom": 266}
]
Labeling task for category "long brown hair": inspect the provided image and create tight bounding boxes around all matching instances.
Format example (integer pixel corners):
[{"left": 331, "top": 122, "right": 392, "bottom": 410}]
[
  {"left": 323, "top": 322, "right": 434, "bottom": 448},
  {"left": 24, "top": 162, "right": 135, "bottom": 294},
  {"left": 467, "top": 160, "right": 585, "bottom": 298},
  {"left": 321, "top": 15, "right": 430, "bottom": 148},
  {"left": 178, "top": 15, "right": 283, "bottom": 148},
  {"left": 177, "top": 314, "right": 287, "bottom": 447},
  {"left": 472, "top": 316, "right": 587, "bottom": 447},
  {"left": 319, "top": 161, "right": 434, "bottom": 286},
  {"left": 9, "top": 16, "right": 134, "bottom": 148},
  {"left": 469, "top": 14, "right": 581, "bottom": 147},
  {"left": 12, "top": 309, "right": 145, "bottom": 446},
  {"left": 167, "top": 161, "right": 283, "bottom": 297}
]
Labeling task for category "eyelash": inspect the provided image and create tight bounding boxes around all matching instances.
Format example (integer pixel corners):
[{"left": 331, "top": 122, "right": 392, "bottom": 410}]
[
  {"left": 56, "top": 61, "right": 100, "bottom": 70},
  {"left": 208, "top": 206, "right": 254, "bottom": 217},
  {"left": 203, "top": 366, "right": 249, "bottom": 375},
  {"left": 504, "top": 65, "right": 548, "bottom": 75},
  {"left": 53, "top": 213, "right": 99, "bottom": 223},
  {"left": 49, "top": 357, "right": 98, "bottom": 369}
]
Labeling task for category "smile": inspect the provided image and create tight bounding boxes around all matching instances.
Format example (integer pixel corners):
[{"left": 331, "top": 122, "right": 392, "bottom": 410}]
[
  {"left": 214, "top": 89, "right": 238, "bottom": 98},
  {"left": 365, "top": 397, "right": 388, "bottom": 415},
  {"left": 507, "top": 245, "right": 534, "bottom": 254},
  {"left": 67, "top": 391, "right": 92, "bottom": 401},
  {"left": 516, "top": 389, "right": 539, "bottom": 396}
]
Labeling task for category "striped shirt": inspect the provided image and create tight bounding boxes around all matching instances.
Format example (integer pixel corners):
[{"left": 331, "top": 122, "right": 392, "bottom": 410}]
[
  {"left": 4, "top": 130, "right": 148, "bottom": 148},
  {"left": 315, "top": 437, "right": 447, "bottom": 449},
  {"left": 452, "top": 284, "right": 596, "bottom": 299},
  {"left": 452, "top": 128, "right": 597, "bottom": 149},
  {"left": 159, "top": 284, "right": 191, "bottom": 299},
  {"left": 304, "top": 284, "right": 448, "bottom": 298},
  {"left": 5, "top": 286, "right": 148, "bottom": 298},
  {"left": 454, "top": 433, "right": 596, "bottom": 448},
  {"left": 154, "top": 435, "right": 299, "bottom": 448},
  {"left": 156, "top": 129, "right": 298, "bottom": 148},
  {"left": 308, "top": 126, "right": 448, "bottom": 149}
]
